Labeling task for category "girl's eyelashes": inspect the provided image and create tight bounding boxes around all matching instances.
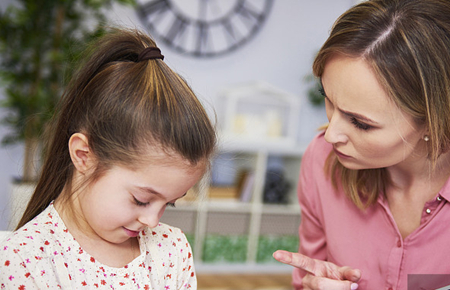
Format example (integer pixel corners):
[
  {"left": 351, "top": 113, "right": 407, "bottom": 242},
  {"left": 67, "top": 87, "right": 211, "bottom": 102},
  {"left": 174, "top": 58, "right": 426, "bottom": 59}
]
[
  {"left": 133, "top": 196, "right": 149, "bottom": 207},
  {"left": 351, "top": 117, "right": 372, "bottom": 130},
  {"left": 133, "top": 196, "right": 177, "bottom": 207}
]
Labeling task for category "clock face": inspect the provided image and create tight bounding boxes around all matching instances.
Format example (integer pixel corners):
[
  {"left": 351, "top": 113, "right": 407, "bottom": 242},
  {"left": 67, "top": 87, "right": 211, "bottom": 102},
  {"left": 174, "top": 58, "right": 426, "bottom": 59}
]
[{"left": 136, "top": 0, "right": 273, "bottom": 58}]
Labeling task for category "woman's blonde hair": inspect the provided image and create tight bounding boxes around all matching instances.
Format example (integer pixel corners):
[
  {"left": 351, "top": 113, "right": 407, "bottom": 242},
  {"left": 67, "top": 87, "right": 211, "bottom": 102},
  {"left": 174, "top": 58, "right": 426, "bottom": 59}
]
[
  {"left": 17, "top": 28, "right": 217, "bottom": 229},
  {"left": 313, "top": 0, "right": 450, "bottom": 208}
]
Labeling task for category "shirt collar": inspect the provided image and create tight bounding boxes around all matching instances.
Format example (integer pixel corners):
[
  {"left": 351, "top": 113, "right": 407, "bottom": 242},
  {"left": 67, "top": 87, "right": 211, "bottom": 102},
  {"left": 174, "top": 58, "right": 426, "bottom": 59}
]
[
  {"left": 437, "top": 175, "right": 450, "bottom": 202},
  {"left": 376, "top": 174, "right": 450, "bottom": 204}
]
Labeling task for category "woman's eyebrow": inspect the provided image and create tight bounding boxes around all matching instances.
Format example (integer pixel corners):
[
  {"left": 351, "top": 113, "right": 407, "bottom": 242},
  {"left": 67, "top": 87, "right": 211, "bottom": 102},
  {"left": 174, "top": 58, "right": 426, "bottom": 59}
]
[
  {"left": 339, "top": 108, "right": 379, "bottom": 124},
  {"left": 321, "top": 79, "right": 379, "bottom": 125}
]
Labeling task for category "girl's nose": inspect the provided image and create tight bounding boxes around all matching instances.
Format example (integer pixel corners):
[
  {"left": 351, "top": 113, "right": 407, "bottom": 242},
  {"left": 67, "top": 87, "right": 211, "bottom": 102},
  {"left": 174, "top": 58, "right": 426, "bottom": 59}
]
[{"left": 138, "top": 207, "right": 163, "bottom": 229}]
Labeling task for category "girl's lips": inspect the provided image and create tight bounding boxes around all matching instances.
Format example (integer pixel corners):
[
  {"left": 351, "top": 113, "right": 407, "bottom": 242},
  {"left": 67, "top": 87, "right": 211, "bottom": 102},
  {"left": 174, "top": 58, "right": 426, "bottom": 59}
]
[
  {"left": 123, "top": 227, "right": 140, "bottom": 238},
  {"left": 333, "top": 148, "right": 351, "bottom": 159}
]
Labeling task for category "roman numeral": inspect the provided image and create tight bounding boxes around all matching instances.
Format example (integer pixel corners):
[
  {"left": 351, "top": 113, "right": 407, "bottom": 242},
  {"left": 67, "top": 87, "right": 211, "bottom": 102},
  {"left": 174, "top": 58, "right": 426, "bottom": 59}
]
[
  {"left": 236, "top": 1, "right": 271, "bottom": 29},
  {"left": 138, "top": 0, "right": 170, "bottom": 23},
  {"left": 166, "top": 16, "right": 188, "bottom": 45},
  {"left": 222, "top": 19, "right": 240, "bottom": 44},
  {"left": 195, "top": 22, "right": 210, "bottom": 56}
]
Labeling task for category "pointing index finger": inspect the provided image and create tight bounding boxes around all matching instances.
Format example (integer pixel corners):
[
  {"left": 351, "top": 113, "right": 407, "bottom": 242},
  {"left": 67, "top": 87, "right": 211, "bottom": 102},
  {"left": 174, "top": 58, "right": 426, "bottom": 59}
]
[{"left": 272, "top": 250, "right": 317, "bottom": 275}]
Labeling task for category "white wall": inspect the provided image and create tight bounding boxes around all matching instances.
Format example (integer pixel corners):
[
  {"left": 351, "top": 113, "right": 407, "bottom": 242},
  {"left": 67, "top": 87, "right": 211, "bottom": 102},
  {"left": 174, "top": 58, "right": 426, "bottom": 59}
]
[{"left": 0, "top": 0, "right": 356, "bottom": 230}]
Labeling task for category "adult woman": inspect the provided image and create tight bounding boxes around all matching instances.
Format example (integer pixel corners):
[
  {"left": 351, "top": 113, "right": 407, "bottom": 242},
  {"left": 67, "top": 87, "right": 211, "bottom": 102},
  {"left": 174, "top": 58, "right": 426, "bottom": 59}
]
[{"left": 274, "top": 0, "right": 450, "bottom": 289}]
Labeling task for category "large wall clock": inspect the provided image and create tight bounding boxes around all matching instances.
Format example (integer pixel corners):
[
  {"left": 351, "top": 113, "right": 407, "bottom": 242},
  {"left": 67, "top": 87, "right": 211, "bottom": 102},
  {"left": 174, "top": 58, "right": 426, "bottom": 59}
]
[{"left": 136, "top": 0, "right": 274, "bottom": 58}]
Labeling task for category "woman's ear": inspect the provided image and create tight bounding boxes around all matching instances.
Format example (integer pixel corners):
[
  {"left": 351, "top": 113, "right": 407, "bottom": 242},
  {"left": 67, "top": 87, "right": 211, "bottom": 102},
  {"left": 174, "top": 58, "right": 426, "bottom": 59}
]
[
  {"left": 422, "top": 126, "right": 430, "bottom": 141},
  {"left": 68, "top": 133, "right": 95, "bottom": 174}
]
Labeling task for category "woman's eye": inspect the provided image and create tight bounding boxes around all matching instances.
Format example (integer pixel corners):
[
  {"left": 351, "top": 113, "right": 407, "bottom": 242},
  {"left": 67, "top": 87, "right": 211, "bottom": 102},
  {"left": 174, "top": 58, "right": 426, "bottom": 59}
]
[
  {"left": 133, "top": 197, "right": 149, "bottom": 207},
  {"left": 351, "top": 117, "right": 372, "bottom": 131},
  {"left": 166, "top": 202, "right": 176, "bottom": 208}
]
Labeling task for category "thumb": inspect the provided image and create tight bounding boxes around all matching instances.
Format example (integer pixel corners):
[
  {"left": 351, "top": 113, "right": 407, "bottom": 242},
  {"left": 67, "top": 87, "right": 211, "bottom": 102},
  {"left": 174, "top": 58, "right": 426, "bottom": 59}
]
[{"left": 340, "top": 266, "right": 362, "bottom": 282}]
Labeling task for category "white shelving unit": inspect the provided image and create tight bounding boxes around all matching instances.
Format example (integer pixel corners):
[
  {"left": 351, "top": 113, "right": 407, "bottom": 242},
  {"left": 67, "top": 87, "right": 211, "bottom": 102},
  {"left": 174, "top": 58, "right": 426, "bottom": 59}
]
[
  {"left": 160, "top": 81, "right": 306, "bottom": 272},
  {"left": 161, "top": 137, "right": 307, "bottom": 272}
]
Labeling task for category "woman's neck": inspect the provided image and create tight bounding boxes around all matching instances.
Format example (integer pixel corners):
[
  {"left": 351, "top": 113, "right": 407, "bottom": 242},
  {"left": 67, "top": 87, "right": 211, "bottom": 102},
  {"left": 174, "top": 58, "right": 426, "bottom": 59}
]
[
  {"left": 387, "top": 149, "right": 450, "bottom": 199},
  {"left": 386, "top": 150, "right": 450, "bottom": 239}
]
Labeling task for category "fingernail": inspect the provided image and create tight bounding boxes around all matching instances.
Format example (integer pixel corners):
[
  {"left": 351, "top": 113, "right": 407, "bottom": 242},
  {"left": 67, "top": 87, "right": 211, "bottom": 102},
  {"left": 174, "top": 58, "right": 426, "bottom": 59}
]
[{"left": 351, "top": 283, "right": 359, "bottom": 290}]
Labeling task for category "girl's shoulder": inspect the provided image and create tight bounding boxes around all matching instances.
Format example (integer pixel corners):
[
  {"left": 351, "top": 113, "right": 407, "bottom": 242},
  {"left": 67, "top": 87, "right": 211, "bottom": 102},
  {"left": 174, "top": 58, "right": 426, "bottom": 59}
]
[
  {"left": 141, "top": 222, "right": 185, "bottom": 239},
  {"left": 139, "top": 223, "right": 194, "bottom": 273},
  {"left": 1, "top": 204, "right": 68, "bottom": 260},
  {"left": 140, "top": 222, "right": 189, "bottom": 247}
]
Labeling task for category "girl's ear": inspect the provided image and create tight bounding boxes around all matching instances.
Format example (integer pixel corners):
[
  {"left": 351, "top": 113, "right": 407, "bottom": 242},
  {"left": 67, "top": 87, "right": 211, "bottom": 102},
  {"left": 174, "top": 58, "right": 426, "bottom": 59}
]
[{"left": 68, "top": 133, "right": 95, "bottom": 174}]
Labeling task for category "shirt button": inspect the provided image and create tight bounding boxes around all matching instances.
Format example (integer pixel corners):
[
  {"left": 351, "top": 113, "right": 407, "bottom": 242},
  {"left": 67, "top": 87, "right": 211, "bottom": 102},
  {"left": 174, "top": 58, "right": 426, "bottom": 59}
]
[
  {"left": 397, "top": 240, "right": 401, "bottom": 247},
  {"left": 426, "top": 208, "right": 431, "bottom": 214},
  {"left": 388, "top": 287, "right": 394, "bottom": 290},
  {"left": 437, "top": 196, "right": 442, "bottom": 201}
]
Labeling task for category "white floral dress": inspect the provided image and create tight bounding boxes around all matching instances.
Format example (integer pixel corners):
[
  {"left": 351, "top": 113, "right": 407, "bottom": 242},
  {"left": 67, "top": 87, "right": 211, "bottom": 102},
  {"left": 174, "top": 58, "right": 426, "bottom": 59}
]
[{"left": 0, "top": 204, "right": 196, "bottom": 289}]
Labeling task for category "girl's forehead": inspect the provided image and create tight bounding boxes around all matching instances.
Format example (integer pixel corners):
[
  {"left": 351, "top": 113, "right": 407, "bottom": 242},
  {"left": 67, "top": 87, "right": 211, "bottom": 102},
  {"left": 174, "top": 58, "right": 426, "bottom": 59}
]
[{"left": 132, "top": 148, "right": 206, "bottom": 171}]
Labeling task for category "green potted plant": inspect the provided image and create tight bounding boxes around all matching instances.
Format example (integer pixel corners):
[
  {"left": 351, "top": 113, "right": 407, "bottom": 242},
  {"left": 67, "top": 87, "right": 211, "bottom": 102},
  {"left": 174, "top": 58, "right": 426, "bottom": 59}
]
[
  {"left": 304, "top": 74, "right": 325, "bottom": 107},
  {"left": 0, "top": 0, "right": 135, "bottom": 228}
]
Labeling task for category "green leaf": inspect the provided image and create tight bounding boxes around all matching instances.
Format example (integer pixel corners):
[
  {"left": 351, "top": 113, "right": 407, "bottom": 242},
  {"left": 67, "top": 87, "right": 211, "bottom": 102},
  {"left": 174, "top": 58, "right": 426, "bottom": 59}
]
[{"left": 0, "top": 0, "right": 137, "bottom": 178}]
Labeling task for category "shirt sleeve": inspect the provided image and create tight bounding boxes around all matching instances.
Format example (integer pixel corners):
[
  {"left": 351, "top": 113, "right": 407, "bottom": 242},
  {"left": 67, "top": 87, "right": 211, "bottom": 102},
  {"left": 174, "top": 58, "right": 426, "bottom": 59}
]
[
  {"left": 292, "top": 133, "right": 329, "bottom": 289},
  {"left": 175, "top": 231, "right": 196, "bottom": 290},
  {"left": 0, "top": 240, "right": 41, "bottom": 290}
]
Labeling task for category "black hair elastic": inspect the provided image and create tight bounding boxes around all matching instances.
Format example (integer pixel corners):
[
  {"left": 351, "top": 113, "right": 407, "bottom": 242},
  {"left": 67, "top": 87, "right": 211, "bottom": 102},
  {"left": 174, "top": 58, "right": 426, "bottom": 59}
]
[{"left": 137, "top": 47, "right": 164, "bottom": 62}]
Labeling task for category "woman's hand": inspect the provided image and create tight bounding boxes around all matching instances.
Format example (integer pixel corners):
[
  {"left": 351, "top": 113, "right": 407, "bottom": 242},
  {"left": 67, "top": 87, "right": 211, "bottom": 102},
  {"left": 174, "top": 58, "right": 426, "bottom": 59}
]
[{"left": 273, "top": 250, "right": 361, "bottom": 290}]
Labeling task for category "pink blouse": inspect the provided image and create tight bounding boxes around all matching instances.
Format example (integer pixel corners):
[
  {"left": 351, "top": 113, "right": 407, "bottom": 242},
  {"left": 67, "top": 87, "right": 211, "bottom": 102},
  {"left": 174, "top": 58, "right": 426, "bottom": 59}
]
[
  {"left": 0, "top": 204, "right": 196, "bottom": 289},
  {"left": 293, "top": 132, "right": 450, "bottom": 290}
]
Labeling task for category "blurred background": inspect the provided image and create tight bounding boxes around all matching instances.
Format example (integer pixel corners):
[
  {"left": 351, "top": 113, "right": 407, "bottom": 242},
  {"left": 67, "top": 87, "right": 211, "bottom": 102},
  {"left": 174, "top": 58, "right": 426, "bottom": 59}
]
[{"left": 0, "top": 0, "right": 361, "bottom": 288}]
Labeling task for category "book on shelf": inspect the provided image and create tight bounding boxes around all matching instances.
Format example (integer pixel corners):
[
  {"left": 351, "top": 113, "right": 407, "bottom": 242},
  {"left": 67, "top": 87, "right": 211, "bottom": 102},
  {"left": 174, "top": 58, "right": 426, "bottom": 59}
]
[
  {"left": 238, "top": 170, "right": 255, "bottom": 203},
  {"left": 208, "top": 186, "right": 239, "bottom": 200}
]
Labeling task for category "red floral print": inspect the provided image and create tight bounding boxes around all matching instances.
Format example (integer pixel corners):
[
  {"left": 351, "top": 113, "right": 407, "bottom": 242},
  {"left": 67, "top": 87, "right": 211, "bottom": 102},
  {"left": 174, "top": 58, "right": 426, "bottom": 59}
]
[{"left": 0, "top": 204, "right": 196, "bottom": 289}]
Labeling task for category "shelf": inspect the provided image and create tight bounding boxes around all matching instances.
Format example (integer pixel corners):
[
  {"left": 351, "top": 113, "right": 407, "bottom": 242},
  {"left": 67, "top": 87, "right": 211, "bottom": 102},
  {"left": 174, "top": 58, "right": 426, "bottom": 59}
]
[
  {"left": 218, "top": 133, "right": 308, "bottom": 156},
  {"left": 195, "top": 262, "right": 293, "bottom": 274},
  {"left": 166, "top": 201, "right": 301, "bottom": 215},
  {"left": 160, "top": 137, "right": 305, "bottom": 271},
  {"left": 206, "top": 200, "right": 253, "bottom": 212},
  {"left": 262, "top": 203, "right": 301, "bottom": 215}
]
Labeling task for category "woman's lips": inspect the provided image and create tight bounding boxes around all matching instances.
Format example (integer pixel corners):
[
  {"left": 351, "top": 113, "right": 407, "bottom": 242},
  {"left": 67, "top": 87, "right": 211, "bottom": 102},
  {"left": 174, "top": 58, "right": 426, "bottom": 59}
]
[{"left": 333, "top": 148, "right": 351, "bottom": 159}]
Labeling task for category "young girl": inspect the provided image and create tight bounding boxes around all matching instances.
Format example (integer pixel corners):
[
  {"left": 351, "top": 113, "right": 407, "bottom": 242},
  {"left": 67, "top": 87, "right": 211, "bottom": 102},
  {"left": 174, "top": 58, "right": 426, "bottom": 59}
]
[{"left": 0, "top": 28, "right": 216, "bottom": 289}]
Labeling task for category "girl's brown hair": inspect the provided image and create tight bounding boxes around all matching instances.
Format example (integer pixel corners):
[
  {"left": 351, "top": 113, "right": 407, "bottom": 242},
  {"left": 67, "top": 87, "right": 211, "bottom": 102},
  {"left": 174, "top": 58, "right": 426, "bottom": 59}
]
[
  {"left": 313, "top": 0, "right": 450, "bottom": 209},
  {"left": 16, "top": 28, "right": 217, "bottom": 229}
]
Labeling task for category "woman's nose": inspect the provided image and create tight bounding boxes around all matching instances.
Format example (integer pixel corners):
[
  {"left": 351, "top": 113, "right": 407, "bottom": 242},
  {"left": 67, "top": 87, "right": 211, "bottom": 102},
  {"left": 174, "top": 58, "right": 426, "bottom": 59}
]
[{"left": 324, "top": 115, "right": 348, "bottom": 145}]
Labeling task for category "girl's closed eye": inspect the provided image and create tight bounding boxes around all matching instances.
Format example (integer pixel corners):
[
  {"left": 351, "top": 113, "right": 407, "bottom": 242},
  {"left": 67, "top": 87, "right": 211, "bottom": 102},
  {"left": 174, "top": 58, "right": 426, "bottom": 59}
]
[
  {"left": 133, "top": 196, "right": 149, "bottom": 207},
  {"left": 350, "top": 117, "right": 372, "bottom": 131},
  {"left": 134, "top": 196, "right": 177, "bottom": 207}
]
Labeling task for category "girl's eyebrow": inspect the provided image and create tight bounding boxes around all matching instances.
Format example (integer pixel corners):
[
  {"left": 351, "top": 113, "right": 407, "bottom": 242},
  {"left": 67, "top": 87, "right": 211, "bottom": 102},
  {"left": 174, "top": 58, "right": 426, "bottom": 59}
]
[
  {"left": 136, "top": 186, "right": 188, "bottom": 199},
  {"left": 136, "top": 186, "right": 162, "bottom": 196}
]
